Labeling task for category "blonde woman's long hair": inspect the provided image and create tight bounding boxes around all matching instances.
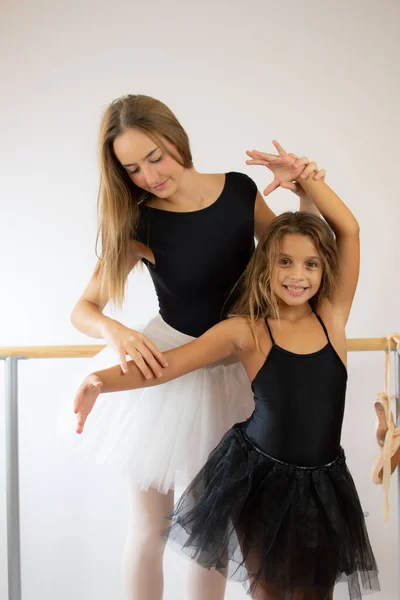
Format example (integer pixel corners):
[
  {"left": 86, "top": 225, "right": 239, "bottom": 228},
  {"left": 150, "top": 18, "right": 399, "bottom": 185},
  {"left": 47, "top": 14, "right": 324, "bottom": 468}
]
[
  {"left": 96, "top": 94, "right": 193, "bottom": 305},
  {"left": 231, "top": 212, "right": 340, "bottom": 333}
]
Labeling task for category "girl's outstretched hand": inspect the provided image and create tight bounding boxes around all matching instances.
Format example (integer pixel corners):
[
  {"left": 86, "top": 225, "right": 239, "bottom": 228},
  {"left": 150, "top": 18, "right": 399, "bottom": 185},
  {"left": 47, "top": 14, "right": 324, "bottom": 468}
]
[
  {"left": 73, "top": 373, "right": 104, "bottom": 434},
  {"left": 246, "top": 140, "right": 325, "bottom": 196}
]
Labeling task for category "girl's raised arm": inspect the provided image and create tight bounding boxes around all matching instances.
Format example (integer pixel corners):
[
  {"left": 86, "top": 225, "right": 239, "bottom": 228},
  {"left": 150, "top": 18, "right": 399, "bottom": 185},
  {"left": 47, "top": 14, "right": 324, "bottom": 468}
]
[
  {"left": 248, "top": 141, "right": 360, "bottom": 323},
  {"left": 295, "top": 163, "right": 360, "bottom": 323}
]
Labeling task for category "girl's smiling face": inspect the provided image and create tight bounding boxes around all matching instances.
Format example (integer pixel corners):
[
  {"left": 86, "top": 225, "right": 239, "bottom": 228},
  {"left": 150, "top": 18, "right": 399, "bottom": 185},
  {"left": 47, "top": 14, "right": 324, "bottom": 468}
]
[{"left": 272, "top": 233, "right": 323, "bottom": 306}]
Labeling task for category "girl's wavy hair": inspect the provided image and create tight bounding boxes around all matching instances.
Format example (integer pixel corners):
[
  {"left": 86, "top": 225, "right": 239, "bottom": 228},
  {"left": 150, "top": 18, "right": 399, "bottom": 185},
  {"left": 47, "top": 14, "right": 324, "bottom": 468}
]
[
  {"left": 96, "top": 94, "right": 193, "bottom": 305},
  {"left": 231, "top": 211, "right": 339, "bottom": 332}
]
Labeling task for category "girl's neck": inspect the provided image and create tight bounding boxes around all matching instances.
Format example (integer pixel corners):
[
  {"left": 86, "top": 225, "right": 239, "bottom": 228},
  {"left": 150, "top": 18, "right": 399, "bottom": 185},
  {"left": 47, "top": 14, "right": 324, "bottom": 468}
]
[{"left": 273, "top": 302, "right": 313, "bottom": 323}]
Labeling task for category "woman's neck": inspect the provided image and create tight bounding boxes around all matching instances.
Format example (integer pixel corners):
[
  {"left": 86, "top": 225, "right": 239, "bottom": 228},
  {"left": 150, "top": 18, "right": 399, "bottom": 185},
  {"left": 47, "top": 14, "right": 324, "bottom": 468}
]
[{"left": 149, "top": 170, "right": 225, "bottom": 211}]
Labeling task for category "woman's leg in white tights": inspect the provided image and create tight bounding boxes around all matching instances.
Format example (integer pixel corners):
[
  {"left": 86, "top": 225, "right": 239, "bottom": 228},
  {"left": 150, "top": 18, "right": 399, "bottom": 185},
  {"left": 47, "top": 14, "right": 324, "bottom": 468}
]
[
  {"left": 186, "top": 562, "right": 227, "bottom": 600},
  {"left": 122, "top": 485, "right": 174, "bottom": 600}
]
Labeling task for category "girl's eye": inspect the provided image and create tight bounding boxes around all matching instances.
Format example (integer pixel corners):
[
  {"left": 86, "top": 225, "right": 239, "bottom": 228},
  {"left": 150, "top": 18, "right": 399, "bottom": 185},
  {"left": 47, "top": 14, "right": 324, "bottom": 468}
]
[
  {"left": 150, "top": 155, "right": 163, "bottom": 164},
  {"left": 307, "top": 261, "right": 319, "bottom": 269},
  {"left": 129, "top": 168, "right": 139, "bottom": 175},
  {"left": 279, "top": 259, "right": 290, "bottom": 266}
]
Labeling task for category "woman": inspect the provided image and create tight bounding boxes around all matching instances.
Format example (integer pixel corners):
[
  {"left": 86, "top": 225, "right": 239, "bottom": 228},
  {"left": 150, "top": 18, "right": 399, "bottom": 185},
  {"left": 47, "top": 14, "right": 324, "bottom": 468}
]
[{"left": 69, "top": 95, "right": 324, "bottom": 600}]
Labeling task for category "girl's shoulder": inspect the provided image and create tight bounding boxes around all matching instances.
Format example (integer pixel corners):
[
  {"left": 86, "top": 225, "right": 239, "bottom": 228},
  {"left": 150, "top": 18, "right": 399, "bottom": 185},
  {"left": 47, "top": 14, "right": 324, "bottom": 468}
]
[
  {"left": 316, "top": 299, "right": 348, "bottom": 361},
  {"left": 225, "top": 316, "right": 264, "bottom": 353},
  {"left": 317, "top": 299, "right": 347, "bottom": 332}
]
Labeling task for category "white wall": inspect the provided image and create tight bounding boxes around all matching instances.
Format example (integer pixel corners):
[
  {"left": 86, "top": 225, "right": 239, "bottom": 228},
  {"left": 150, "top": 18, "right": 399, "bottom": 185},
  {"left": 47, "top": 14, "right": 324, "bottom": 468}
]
[{"left": 1, "top": 0, "right": 399, "bottom": 598}]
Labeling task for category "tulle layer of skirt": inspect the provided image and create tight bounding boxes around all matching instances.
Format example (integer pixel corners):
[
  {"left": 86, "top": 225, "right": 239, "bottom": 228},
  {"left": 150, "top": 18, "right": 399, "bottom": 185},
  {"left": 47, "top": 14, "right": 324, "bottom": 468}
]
[
  {"left": 166, "top": 423, "right": 380, "bottom": 599},
  {"left": 58, "top": 315, "right": 254, "bottom": 493}
]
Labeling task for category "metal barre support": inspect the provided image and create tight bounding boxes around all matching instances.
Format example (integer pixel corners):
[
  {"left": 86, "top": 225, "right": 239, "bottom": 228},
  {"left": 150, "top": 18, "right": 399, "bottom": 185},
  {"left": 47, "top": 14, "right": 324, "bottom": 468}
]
[{"left": 4, "top": 357, "right": 24, "bottom": 600}]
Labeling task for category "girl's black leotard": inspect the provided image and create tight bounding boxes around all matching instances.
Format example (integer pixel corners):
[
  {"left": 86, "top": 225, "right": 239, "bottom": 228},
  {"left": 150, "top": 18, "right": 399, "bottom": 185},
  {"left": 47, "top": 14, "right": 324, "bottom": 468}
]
[
  {"left": 133, "top": 172, "right": 257, "bottom": 337},
  {"left": 166, "top": 311, "right": 379, "bottom": 599},
  {"left": 245, "top": 311, "right": 348, "bottom": 466}
]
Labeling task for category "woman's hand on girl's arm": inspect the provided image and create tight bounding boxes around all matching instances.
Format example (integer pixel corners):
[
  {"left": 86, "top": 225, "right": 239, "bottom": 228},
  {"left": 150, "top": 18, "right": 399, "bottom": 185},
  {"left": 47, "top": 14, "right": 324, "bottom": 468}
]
[
  {"left": 73, "top": 319, "right": 244, "bottom": 434},
  {"left": 102, "top": 320, "right": 168, "bottom": 377},
  {"left": 71, "top": 241, "right": 166, "bottom": 376}
]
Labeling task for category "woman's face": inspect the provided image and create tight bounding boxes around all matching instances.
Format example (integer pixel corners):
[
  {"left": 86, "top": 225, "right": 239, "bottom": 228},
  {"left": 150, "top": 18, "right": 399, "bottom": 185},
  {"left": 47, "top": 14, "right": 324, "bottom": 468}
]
[
  {"left": 271, "top": 233, "right": 323, "bottom": 307},
  {"left": 113, "top": 128, "right": 185, "bottom": 197}
]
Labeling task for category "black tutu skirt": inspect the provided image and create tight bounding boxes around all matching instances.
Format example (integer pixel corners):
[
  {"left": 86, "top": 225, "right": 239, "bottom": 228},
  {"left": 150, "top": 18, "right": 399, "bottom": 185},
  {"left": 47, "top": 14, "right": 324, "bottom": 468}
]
[{"left": 166, "top": 423, "right": 379, "bottom": 599}]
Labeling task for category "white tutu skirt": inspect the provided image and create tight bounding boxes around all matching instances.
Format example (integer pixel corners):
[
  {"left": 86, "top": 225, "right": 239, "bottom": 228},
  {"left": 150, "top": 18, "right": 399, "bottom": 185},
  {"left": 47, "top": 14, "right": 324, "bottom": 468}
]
[{"left": 58, "top": 314, "right": 254, "bottom": 494}]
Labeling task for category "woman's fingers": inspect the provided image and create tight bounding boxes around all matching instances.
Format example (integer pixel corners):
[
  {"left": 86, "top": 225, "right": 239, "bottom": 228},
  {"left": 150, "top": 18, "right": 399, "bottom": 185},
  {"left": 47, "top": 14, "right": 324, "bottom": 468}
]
[
  {"left": 136, "top": 342, "right": 165, "bottom": 378},
  {"left": 272, "top": 140, "right": 288, "bottom": 156},
  {"left": 280, "top": 181, "right": 300, "bottom": 193},
  {"left": 246, "top": 149, "right": 278, "bottom": 162},
  {"left": 143, "top": 337, "right": 168, "bottom": 368},
  {"left": 117, "top": 333, "right": 167, "bottom": 378},
  {"left": 246, "top": 159, "right": 272, "bottom": 167},
  {"left": 263, "top": 179, "right": 280, "bottom": 196},
  {"left": 119, "top": 350, "right": 129, "bottom": 374},
  {"left": 127, "top": 347, "right": 154, "bottom": 380}
]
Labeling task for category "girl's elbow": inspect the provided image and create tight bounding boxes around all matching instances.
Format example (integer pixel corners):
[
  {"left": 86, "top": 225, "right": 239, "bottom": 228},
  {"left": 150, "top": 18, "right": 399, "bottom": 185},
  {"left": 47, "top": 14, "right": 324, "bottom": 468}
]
[{"left": 346, "top": 219, "right": 360, "bottom": 237}]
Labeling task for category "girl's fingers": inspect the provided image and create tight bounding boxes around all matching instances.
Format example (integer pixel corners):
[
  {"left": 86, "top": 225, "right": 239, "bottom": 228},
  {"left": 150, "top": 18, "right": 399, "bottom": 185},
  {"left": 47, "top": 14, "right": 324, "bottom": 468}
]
[
  {"left": 76, "top": 413, "right": 87, "bottom": 435},
  {"left": 300, "top": 162, "right": 318, "bottom": 179},
  {"left": 299, "top": 162, "right": 317, "bottom": 178},
  {"left": 292, "top": 156, "right": 309, "bottom": 169},
  {"left": 313, "top": 169, "right": 326, "bottom": 180},
  {"left": 74, "top": 378, "right": 103, "bottom": 434}
]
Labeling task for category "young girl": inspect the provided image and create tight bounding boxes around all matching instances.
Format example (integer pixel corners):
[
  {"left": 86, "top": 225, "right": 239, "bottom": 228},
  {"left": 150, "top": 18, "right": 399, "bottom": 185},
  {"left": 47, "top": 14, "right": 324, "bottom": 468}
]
[
  {"left": 73, "top": 142, "right": 379, "bottom": 599},
  {"left": 69, "top": 94, "right": 324, "bottom": 600}
]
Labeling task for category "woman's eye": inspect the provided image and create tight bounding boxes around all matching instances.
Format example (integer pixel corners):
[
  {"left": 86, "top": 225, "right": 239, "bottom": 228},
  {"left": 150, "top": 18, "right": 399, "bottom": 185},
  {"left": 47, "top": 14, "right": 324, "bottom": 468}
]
[
  {"left": 307, "top": 262, "right": 318, "bottom": 268},
  {"left": 128, "top": 155, "right": 162, "bottom": 175}
]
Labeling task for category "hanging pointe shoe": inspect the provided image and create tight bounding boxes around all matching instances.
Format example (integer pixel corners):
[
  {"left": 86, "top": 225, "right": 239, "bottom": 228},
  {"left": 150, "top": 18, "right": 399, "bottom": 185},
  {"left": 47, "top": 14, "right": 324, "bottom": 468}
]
[
  {"left": 370, "top": 333, "right": 400, "bottom": 521},
  {"left": 374, "top": 399, "right": 388, "bottom": 447},
  {"left": 371, "top": 426, "right": 400, "bottom": 485}
]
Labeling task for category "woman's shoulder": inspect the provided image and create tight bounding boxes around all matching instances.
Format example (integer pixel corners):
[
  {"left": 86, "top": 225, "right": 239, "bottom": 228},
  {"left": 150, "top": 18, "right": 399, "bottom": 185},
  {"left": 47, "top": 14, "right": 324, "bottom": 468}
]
[
  {"left": 204, "top": 171, "right": 256, "bottom": 188},
  {"left": 226, "top": 170, "right": 257, "bottom": 187},
  {"left": 224, "top": 172, "right": 258, "bottom": 205}
]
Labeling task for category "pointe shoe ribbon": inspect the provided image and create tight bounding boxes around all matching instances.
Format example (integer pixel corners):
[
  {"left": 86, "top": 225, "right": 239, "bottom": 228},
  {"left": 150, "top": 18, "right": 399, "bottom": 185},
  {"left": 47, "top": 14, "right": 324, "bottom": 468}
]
[{"left": 371, "top": 333, "right": 400, "bottom": 522}]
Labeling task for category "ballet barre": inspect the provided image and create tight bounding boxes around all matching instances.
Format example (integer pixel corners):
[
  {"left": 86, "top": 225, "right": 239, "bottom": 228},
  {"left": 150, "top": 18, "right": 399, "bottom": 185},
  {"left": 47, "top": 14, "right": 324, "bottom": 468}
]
[{"left": 0, "top": 338, "right": 399, "bottom": 600}]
